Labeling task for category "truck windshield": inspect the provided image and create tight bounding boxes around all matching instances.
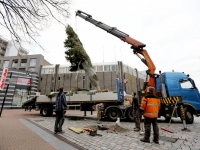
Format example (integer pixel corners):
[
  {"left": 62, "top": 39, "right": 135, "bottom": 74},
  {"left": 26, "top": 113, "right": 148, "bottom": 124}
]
[{"left": 180, "top": 80, "right": 194, "bottom": 89}]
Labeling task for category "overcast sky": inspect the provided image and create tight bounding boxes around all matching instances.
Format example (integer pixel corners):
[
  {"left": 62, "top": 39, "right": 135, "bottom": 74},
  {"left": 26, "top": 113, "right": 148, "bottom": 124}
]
[{"left": 2, "top": 0, "right": 200, "bottom": 89}]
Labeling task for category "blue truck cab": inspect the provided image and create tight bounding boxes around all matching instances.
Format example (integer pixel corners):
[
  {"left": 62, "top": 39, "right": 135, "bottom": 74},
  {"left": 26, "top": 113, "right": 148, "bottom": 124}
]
[{"left": 156, "top": 72, "right": 200, "bottom": 123}]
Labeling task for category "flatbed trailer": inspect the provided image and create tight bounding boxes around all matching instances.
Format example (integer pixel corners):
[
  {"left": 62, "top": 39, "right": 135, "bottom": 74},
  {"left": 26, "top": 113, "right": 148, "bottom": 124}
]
[{"left": 35, "top": 90, "right": 133, "bottom": 121}]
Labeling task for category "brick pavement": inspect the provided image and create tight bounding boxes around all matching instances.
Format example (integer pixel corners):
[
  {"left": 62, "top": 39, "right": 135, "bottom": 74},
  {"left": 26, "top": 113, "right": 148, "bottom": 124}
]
[
  {"left": 27, "top": 110, "right": 200, "bottom": 150},
  {"left": 2, "top": 109, "right": 200, "bottom": 150},
  {"left": 0, "top": 109, "right": 56, "bottom": 150}
]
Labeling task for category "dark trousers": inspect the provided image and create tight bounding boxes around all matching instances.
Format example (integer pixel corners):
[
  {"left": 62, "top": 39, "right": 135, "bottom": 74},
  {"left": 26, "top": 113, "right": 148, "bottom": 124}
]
[
  {"left": 144, "top": 117, "right": 159, "bottom": 141},
  {"left": 133, "top": 109, "right": 140, "bottom": 129},
  {"left": 54, "top": 110, "right": 65, "bottom": 132}
]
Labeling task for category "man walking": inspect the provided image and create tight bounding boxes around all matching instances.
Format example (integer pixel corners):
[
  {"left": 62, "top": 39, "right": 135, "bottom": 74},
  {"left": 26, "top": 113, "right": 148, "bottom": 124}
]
[
  {"left": 132, "top": 92, "right": 140, "bottom": 132},
  {"left": 140, "top": 86, "right": 160, "bottom": 144},
  {"left": 54, "top": 87, "right": 67, "bottom": 134}
]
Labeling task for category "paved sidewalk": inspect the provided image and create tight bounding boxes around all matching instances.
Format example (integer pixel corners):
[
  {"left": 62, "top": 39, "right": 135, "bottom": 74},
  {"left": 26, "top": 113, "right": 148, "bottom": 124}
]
[
  {"left": 0, "top": 109, "right": 85, "bottom": 150},
  {"left": 2, "top": 109, "right": 200, "bottom": 150},
  {"left": 28, "top": 111, "right": 200, "bottom": 150}
]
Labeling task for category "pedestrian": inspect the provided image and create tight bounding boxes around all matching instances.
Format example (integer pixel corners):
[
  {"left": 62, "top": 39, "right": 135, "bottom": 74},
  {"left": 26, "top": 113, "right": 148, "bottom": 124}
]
[
  {"left": 140, "top": 86, "right": 160, "bottom": 144},
  {"left": 54, "top": 87, "right": 67, "bottom": 134},
  {"left": 29, "top": 105, "right": 32, "bottom": 111},
  {"left": 24, "top": 106, "right": 28, "bottom": 111},
  {"left": 132, "top": 92, "right": 140, "bottom": 132}
]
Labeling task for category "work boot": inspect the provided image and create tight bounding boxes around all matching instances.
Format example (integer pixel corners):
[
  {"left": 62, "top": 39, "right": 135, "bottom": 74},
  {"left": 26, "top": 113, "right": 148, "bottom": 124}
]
[
  {"left": 134, "top": 128, "right": 140, "bottom": 132},
  {"left": 153, "top": 139, "right": 159, "bottom": 144},
  {"left": 57, "top": 131, "right": 65, "bottom": 134},
  {"left": 140, "top": 137, "right": 150, "bottom": 143},
  {"left": 54, "top": 130, "right": 58, "bottom": 134}
]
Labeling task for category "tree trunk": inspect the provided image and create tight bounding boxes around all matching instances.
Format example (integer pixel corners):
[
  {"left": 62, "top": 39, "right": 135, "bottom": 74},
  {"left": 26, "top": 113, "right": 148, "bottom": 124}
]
[{"left": 82, "top": 61, "right": 101, "bottom": 91}]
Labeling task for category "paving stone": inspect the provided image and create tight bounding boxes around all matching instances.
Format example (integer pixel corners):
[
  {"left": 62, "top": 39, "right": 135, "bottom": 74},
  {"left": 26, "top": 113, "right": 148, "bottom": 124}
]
[{"left": 24, "top": 113, "right": 200, "bottom": 150}]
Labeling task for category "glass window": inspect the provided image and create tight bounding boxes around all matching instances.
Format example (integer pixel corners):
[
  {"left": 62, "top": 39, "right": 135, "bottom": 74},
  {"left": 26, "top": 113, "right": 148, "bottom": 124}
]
[
  {"left": 21, "top": 59, "right": 27, "bottom": 67},
  {"left": 12, "top": 89, "right": 29, "bottom": 106},
  {"left": 59, "top": 68, "right": 64, "bottom": 74},
  {"left": 28, "top": 67, "right": 35, "bottom": 72},
  {"left": 41, "top": 68, "right": 45, "bottom": 74},
  {"left": 66, "top": 67, "right": 69, "bottom": 73},
  {"left": 44, "top": 69, "right": 49, "bottom": 74},
  {"left": 30, "top": 58, "right": 37, "bottom": 66},
  {"left": 93, "top": 66, "right": 97, "bottom": 72},
  {"left": 97, "top": 66, "right": 103, "bottom": 72},
  {"left": 49, "top": 68, "right": 54, "bottom": 74},
  {"left": 180, "top": 80, "right": 194, "bottom": 89},
  {"left": 3, "top": 60, "right": 9, "bottom": 68},
  {"left": 111, "top": 65, "right": 117, "bottom": 71},
  {"left": 12, "top": 59, "right": 18, "bottom": 68},
  {"left": 104, "top": 65, "right": 110, "bottom": 72}
]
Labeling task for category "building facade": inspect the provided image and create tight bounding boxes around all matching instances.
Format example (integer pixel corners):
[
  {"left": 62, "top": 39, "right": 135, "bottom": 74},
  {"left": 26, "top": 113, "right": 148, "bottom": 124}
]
[
  {"left": 39, "top": 62, "right": 146, "bottom": 95},
  {"left": 0, "top": 68, "right": 38, "bottom": 108},
  {"left": 0, "top": 37, "right": 51, "bottom": 108}
]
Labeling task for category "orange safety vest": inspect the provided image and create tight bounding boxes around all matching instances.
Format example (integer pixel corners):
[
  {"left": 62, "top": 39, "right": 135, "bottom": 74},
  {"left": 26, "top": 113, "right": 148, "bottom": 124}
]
[{"left": 140, "top": 94, "right": 160, "bottom": 118}]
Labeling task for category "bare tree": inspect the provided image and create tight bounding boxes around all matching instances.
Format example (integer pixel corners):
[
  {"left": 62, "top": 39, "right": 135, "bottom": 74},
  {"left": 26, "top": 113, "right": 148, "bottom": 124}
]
[{"left": 0, "top": 0, "right": 71, "bottom": 49}]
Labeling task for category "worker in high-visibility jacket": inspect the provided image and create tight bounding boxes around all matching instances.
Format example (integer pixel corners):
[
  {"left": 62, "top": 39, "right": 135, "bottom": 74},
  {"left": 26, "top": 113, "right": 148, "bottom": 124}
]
[{"left": 139, "top": 86, "right": 160, "bottom": 144}]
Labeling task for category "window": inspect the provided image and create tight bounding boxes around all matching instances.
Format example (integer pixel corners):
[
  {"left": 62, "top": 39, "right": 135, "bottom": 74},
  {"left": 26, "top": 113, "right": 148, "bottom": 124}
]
[
  {"left": 12, "top": 59, "right": 18, "bottom": 68},
  {"left": 30, "top": 58, "right": 37, "bottom": 66},
  {"left": 28, "top": 67, "right": 36, "bottom": 72},
  {"left": 41, "top": 68, "right": 45, "bottom": 74},
  {"left": 49, "top": 68, "right": 54, "bottom": 74},
  {"left": 3, "top": 60, "right": 9, "bottom": 68},
  {"left": 66, "top": 67, "right": 69, "bottom": 73},
  {"left": 104, "top": 65, "right": 110, "bottom": 72},
  {"left": 111, "top": 65, "right": 117, "bottom": 71},
  {"left": 21, "top": 59, "right": 27, "bottom": 67},
  {"left": 59, "top": 68, "right": 64, "bottom": 74},
  {"left": 58, "top": 67, "right": 69, "bottom": 73},
  {"left": 180, "top": 80, "right": 194, "bottom": 89},
  {"left": 97, "top": 66, "right": 103, "bottom": 72}
]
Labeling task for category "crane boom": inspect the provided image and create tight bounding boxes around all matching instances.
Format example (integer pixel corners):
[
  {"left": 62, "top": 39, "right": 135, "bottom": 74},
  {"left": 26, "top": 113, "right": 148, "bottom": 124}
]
[{"left": 76, "top": 10, "right": 156, "bottom": 89}]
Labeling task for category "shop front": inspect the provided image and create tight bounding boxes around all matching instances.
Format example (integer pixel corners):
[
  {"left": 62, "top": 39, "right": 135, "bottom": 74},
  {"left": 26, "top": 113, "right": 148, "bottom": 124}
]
[{"left": 12, "top": 77, "right": 32, "bottom": 106}]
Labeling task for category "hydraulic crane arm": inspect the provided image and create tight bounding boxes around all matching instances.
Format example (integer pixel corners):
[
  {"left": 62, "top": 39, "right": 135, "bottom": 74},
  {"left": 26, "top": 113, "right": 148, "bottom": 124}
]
[{"left": 76, "top": 10, "right": 156, "bottom": 89}]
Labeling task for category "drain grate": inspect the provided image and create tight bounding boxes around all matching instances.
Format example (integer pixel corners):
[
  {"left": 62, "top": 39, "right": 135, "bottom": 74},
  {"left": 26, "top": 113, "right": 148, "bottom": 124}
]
[{"left": 160, "top": 136, "right": 178, "bottom": 143}]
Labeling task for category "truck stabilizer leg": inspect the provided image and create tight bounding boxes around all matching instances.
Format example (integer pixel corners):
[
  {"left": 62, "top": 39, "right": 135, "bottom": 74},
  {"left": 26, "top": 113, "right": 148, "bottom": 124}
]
[{"left": 180, "top": 105, "right": 191, "bottom": 132}]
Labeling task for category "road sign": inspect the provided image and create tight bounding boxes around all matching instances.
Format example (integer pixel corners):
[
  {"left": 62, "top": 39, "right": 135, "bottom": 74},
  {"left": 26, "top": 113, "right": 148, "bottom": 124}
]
[
  {"left": 124, "top": 78, "right": 128, "bottom": 83},
  {"left": 17, "top": 78, "right": 32, "bottom": 85},
  {"left": 0, "top": 68, "right": 8, "bottom": 90}
]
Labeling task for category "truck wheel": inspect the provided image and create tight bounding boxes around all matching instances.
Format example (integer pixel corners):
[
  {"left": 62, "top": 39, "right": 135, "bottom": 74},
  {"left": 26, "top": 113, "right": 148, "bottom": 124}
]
[
  {"left": 126, "top": 108, "right": 134, "bottom": 121},
  {"left": 41, "top": 106, "right": 52, "bottom": 117},
  {"left": 107, "top": 107, "right": 121, "bottom": 121},
  {"left": 184, "top": 108, "right": 194, "bottom": 124}
]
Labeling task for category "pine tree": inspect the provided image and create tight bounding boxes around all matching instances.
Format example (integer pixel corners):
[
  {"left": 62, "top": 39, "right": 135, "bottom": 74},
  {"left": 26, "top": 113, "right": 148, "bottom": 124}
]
[{"left": 64, "top": 25, "right": 101, "bottom": 91}]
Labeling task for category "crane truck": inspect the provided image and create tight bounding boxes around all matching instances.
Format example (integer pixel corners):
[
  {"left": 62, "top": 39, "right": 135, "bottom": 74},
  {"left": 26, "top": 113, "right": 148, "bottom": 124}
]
[{"left": 75, "top": 10, "right": 200, "bottom": 124}]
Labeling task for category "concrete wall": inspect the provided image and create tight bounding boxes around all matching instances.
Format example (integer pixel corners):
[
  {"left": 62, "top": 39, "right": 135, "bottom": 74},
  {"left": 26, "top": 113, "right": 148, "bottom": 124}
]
[{"left": 38, "top": 71, "right": 144, "bottom": 95}]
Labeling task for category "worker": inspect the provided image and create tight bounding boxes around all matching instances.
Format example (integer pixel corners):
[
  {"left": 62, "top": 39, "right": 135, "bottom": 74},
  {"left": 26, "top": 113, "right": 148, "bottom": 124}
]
[
  {"left": 54, "top": 87, "right": 67, "bottom": 134},
  {"left": 139, "top": 86, "right": 160, "bottom": 144},
  {"left": 132, "top": 92, "right": 140, "bottom": 132}
]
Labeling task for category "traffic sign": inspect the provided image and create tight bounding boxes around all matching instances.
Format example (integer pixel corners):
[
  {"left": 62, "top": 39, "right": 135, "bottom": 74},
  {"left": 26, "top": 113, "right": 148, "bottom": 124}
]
[{"left": 0, "top": 68, "right": 8, "bottom": 90}]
